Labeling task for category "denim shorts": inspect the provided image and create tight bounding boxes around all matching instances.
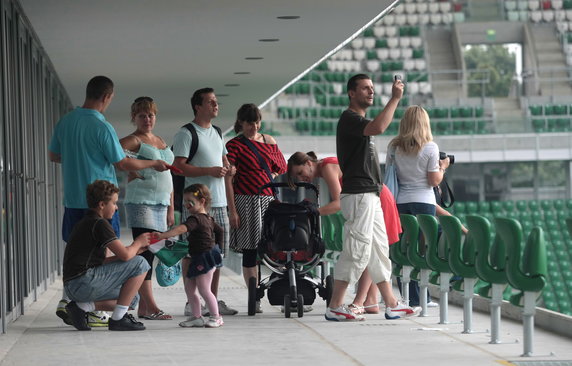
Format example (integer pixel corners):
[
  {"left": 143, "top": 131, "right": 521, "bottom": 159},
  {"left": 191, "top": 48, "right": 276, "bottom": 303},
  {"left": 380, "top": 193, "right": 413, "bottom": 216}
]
[{"left": 64, "top": 256, "right": 149, "bottom": 308}]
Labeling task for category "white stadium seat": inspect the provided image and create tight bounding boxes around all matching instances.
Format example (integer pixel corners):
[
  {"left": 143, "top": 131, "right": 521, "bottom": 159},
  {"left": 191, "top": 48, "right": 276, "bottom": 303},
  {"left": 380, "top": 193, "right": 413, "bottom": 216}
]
[
  {"left": 567, "top": 10, "right": 572, "bottom": 21},
  {"left": 366, "top": 60, "right": 380, "bottom": 72},
  {"left": 385, "top": 26, "right": 398, "bottom": 37},
  {"left": 399, "top": 37, "right": 411, "bottom": 48},
  {"left": 383, "top": 83, "right": 393, "bottom": 95},
  {"left": 351, "top": 38, "right": 364, "bottom": 49},
  {"left": 419, "top": 82, "right": 432, "bottom": 95},
  {"left": 401, "top": 48, "right": 413, "bottom": 59},
  {"left": 508, "top": 10, "right": 520, "bottom": 21},
  {"left": 407, "top": 81, "right": 420, "bottom": 95},
  {"left": 429, "top": 3, "right": 440, "bottom": 13},
  {"left": 407, "top": 14, "right": 419, "bottom": 25},
  {"left": 518, "top": 0, "right": 528, "bottom": 10},
  {"left": 505, "top": 1, "right": 517, "bottom": 11},
  {"left": 430, "top": 13, "right": 443, "bottom": 25},
  {"left": 376, "top": 49, "right": 389, "bottom": 60},
  {"left": 353, "top": 50, "right": 366, "bottom": 61},
  {"left": 439, "top": 2, "right": 451, "bottom": 13},
  {"left": 410, "top": 37, "right": 423, "bottom": 48},
  {"left": 374, "top": 84, "right": 383, "bottom": 95},
  {"left": 387, "top": 37, "right": 399, "bottom": 48},
  {"left": 405, "top": 3, "right": 417, "bottom": 14},
  {"left": 363, "top": 37, "right": 376, "bottom": 49},
  {"left": 415, "top": 59, "right": 427, "bottom": 70},
  {"left": 542, "top": 10, "right": 555, "bottom": 22},
  {"left": 528, "top": 0, "right": 539, "bottom": 11},
  {"left": 341, "top": 49, "right": 353, "bottom": 60},
  {"left": 519, "top": 10, "right": 529, "bottom": 21},
  {"left": 332, "top": 83, "right": 343, "bottom": 95},
  {"left": 389, "top": 48, "right": 401, "bottom": 60},
  {"left": 530, "top": 10, "right": 542, "bottom": 22},
  {"left": 395, "top": 14, "right": 407, "bottom": 25},
  {"left": 555, "top": 10, "right": 566, "bottom": 21},
  {"left": 373, "top": 26, "right": 386, "bottom": 38},
  {"left": 383, "top": 14, "right": 395, "bottom": 25},
  {"left": 404, "top": 59, "right": 416, "bottom": 71},
  {"left": 553, "top": 0, "right": 563, "bottom": 10},
  {"left": 416, "top": 3, "right": 428, "bottom": 13},
  {"left": 442, "top": 13, "right": 453, "bottom": 24},
  {"left": 393, "top": 4, "right": 404, "bottom": 14}
]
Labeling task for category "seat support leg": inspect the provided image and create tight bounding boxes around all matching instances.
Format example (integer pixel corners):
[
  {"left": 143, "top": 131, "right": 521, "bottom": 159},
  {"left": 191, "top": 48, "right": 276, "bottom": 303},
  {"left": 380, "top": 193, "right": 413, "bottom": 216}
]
[
  {"left": 462, "top": 277, "right": 476, "bottom": 333},
  {"left": 521, "top": 291, "right": 537, "bottom": 357},
  {"left": 419, "top": 269, "right": 431, "bottom": 317},
  {"left": 489, "top": 284, "right": 504, "bottom": 344},
  {"left": 401, "top": 266, "right": 413, "bottom": 306},
  {"left": 439, "top": 272, "right": 452, "bottom": 324}
]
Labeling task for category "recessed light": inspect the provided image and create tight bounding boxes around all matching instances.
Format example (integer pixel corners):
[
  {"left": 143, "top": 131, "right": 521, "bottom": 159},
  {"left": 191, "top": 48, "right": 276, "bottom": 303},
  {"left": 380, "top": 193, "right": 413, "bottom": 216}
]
[
  {"left": 234, "top": 72, "right": 251, "bottom": 75},
  {"left": 245, "top": 57, "right": 264, "bottom": 60},
  {"left": 259, "top": 38, "right": 279, "bottom": 42},
  {"left": 277, "top": 16, "right": 300, "bottom": 20},
  {"left": 224, "top": 84, "right": 240, "bottom": 87}
]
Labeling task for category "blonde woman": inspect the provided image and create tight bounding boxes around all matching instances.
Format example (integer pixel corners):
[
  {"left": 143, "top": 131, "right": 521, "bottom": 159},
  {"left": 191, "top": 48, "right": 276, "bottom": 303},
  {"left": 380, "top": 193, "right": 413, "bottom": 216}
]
[{"left": 387, "top": 105, "right": 450, "bottom": 306}]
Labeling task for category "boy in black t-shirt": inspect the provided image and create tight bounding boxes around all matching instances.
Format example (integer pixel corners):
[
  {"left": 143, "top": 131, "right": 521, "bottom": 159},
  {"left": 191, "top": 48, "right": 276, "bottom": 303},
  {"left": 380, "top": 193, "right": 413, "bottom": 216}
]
[{"left": 63, "top": 180, "right": 151, "bottom": 331}]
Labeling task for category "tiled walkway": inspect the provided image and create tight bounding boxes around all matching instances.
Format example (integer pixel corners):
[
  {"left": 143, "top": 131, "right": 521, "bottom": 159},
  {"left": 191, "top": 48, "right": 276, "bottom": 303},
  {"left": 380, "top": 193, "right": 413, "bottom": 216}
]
[{"left": 1, "top": 265, "right": 571, "bottom": 366}]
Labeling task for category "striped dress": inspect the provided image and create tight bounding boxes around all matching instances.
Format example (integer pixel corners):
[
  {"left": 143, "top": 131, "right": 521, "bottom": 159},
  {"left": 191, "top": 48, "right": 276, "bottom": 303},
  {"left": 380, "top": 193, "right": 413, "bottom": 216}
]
[{"left": 226, "top": 135, "right": 287, "bottom": 252}]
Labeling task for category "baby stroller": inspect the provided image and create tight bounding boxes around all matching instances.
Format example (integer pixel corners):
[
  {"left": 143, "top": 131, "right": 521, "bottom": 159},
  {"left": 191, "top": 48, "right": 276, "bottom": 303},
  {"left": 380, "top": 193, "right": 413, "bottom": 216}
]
[{"left": 248, "top": 182, "right": 333, "bottom": 318}]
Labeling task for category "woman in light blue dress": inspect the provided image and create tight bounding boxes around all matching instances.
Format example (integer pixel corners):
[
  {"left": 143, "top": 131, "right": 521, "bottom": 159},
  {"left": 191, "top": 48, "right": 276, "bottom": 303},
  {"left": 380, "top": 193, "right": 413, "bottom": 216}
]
[{"left": 120, "top": 96, "right": 174, "bottom": 320}]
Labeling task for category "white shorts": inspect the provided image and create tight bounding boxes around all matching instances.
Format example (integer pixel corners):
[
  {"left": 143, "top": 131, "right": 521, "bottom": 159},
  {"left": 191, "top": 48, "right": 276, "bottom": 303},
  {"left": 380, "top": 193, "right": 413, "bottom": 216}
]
[{"left": 334, "top": 192, "right": 392, "bottom": 285}]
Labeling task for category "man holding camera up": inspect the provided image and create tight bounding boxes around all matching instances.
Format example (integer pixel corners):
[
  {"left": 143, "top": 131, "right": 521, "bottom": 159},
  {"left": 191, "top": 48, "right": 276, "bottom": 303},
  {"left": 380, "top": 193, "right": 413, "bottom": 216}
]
[{"left": 325, "top": 74, "right": 421, "bottom": 321}]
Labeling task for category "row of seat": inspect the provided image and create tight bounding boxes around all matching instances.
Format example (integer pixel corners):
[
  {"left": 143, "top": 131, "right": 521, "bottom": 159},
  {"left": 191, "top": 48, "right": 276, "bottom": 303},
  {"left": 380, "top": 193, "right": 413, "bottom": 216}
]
[
  {"left": 532, "top": 117, "right": 572, "bottom": 132},
  {"left": 453, "top": 199, "right": 572, "bottom": 214},
  {"left": 506, "top": 0, "right": 570, "bottom": 10}
]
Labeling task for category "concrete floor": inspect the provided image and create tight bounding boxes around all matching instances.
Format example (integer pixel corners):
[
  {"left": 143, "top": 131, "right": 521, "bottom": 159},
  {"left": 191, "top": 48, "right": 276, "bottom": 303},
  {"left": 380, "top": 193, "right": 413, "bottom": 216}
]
[{"left": 1, "top": 265, "right": 572, "bottom": 366}]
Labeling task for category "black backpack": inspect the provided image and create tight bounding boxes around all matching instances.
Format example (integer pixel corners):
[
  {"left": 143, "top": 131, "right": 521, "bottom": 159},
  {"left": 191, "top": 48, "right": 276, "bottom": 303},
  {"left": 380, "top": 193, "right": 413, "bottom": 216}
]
[{"left": 172, "top": 123, "right": 222, "bottom": 212}]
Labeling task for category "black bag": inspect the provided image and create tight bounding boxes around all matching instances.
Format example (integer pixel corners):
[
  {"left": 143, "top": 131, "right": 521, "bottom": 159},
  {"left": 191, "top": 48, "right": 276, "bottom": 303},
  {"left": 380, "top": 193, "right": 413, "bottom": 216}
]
[{"left": 172, "top": 123, "right": 222, "bottom": 212}]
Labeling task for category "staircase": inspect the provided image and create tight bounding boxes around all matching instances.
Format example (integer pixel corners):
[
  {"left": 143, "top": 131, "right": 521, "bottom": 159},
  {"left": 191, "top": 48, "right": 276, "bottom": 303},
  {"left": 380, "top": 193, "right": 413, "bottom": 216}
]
[
  {"left": 426, "top": 28, "right": 462, "bottom": 99},
  {"left": 529, "top": 24, "right": 572, "bottom": 96},
  {"left": 494, "top": 97, "right": 527, "bottom": 133}
]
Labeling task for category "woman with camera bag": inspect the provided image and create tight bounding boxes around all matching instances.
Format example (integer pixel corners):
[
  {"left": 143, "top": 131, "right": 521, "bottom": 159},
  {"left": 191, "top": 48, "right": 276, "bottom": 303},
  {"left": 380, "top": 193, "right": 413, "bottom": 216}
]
[{"left": 386, "top": 105, "right": 450, "bottom": 306}]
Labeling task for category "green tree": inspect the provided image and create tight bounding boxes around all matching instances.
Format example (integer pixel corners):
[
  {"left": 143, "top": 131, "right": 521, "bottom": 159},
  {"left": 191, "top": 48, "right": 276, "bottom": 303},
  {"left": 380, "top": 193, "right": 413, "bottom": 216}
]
[{"left": 464, "top": 45, "right": 516, "bottom": 97}]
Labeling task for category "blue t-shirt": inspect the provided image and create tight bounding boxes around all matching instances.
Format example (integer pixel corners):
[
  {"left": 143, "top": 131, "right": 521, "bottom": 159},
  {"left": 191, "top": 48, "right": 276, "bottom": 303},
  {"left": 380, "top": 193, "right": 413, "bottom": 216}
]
[
  {"left": 49, "top": 108, "right": 125, "bottom": 208},
  {"left": 172, "top": 122, "right": 227, "bottom": 208}
]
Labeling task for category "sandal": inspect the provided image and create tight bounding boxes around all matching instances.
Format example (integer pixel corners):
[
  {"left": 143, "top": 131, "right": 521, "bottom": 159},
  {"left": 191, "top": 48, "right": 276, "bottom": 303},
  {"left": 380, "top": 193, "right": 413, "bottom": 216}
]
[
  {"left": 363, "top": 304, "right": 380, "bottom": 314},
  {"left": 139, "top": 310, "right": 172, "bottom": 320},
  {"left": 348, "top": 303, "right": 365, "bottom": 315}
]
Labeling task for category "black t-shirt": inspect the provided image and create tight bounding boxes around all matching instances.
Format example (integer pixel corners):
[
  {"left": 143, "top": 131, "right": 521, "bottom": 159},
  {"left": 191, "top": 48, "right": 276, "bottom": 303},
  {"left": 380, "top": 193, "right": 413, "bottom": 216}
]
[
  {"left": 336, "top": 109, "right": 382, "bottom": 194},
  {"left": 62, "top": 210, "right": 118, "bottom": 282},
  {"left": 183, "top": 213, "right": 223, "bottom": 256}
]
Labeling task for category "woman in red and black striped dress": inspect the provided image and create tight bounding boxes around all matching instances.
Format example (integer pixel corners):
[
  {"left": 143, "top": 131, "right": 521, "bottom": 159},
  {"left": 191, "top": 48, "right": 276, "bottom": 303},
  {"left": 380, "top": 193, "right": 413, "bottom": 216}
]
[{"left": 224, "top": 104, "right": 286, "bottom": 311}]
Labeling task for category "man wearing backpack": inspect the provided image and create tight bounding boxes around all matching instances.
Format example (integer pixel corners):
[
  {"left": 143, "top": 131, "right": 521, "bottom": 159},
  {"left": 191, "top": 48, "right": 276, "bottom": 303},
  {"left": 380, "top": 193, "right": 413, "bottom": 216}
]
[{"left": 172, "top": 87, "right": 237, "bottom": 316}]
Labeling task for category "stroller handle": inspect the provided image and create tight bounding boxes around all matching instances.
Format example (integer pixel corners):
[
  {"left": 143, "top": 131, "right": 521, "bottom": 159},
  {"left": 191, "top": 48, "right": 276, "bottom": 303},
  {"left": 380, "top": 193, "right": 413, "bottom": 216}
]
[{"left": 258, "top": 182, "right": 319, "bottom": 198}]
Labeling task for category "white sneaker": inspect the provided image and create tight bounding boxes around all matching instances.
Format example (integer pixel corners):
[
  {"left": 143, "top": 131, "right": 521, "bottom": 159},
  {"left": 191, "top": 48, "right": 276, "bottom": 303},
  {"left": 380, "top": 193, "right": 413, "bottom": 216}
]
[
  {"left": 201, "top": 304, "right": 210, "bottom": 316},
  {"left": 427, "top": 301, "right": 439, "bottom": 308},
  {"left": 385, "top": 301, "right": 421, "bottom": 320},
  {"left": 205, "top": 316, "right": 224, "bottom": 328},
  {"left": 325, "top": 305, "right": 365, "bottom": 321},
  {"left": 184, "top": 302, "right": 192, "bottom": 316},
  {"left": 179, "top": 316, "right": 205, "bottom": 328}
]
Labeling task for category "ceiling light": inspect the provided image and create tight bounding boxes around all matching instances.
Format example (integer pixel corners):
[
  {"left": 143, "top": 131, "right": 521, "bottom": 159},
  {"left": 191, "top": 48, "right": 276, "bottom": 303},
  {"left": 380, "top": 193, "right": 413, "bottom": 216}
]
[
  {"left": 277, "top": 16, "right": 300, "bottom": 20},
  {"left": 224, "top": 84, "right": 240, "bottom": 87},
  {"left": 245, "top": 57, "right": 264, "bottom": 60},
  {"left": 259, "top": 38, "right": 279, "bottom": 42},
  {"left": 234, "top": 72, "right": 251, "bottom": 75}
]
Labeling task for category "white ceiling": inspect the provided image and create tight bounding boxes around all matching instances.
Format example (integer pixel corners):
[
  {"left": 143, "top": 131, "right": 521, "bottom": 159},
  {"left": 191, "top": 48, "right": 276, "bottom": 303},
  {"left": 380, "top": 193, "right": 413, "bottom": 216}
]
[{"left": 20, "top": 0, "right": 397, "bottom": 141}]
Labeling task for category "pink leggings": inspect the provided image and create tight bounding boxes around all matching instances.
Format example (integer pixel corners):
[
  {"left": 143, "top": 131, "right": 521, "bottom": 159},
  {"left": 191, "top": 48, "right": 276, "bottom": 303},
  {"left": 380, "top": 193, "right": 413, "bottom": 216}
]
[{"left": 185, "top": 268, "right": 219, "bottom": 317}]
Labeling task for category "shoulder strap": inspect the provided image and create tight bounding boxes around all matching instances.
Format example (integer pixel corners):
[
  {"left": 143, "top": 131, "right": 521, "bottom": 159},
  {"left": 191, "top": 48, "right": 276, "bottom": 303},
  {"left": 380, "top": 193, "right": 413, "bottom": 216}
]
[
  {"left": 183, "top": 123, "right": 223, "bottom": 163},
  {"left": 182, "top": 123, "right": 198, "bottom": 163},
  {"left": 239, "top": 136, "right": 276, "bottom": 195}
]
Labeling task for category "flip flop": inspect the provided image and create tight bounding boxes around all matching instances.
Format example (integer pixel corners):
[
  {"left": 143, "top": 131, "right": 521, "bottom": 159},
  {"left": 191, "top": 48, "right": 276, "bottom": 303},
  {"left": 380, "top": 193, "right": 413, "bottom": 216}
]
[{"left": 139, "top": 310, "right": 172, "bottom": 320}]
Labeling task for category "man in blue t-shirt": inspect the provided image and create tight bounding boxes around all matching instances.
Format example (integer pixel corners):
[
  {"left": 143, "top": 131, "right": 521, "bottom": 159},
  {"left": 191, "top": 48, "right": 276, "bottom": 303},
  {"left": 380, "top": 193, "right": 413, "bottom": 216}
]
[{"left": 49, "top": 75, "right": 168, "bottom": 326}]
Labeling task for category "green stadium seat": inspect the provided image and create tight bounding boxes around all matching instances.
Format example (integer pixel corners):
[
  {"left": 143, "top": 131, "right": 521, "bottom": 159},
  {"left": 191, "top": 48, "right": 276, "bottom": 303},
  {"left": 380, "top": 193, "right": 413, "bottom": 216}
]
[
  {"left": 376, "top": 39, "right": 388, "bottom": 48},
  {"left": 454, "top": 202, "right": 466, "bottom": 214},
  {"left": 532, "top": 119, "right": 546, "bottom": 132},
  {"left": 503, "top": 200, "right": 515, "bottom": 212},
  {"left": 412, "top": 48, "right": 424, "bottom": 59},
  {"left": 478, "top": 201, "right": 490, "bottom": 213},
  {"left": 363, "top": 28, "right": 374, "bottom": 37},
  {"left": 541, "top": 200, "right": 553, "bottom": 211},
  {"left": 465, "top": 201, "right": 478, "bottom": 214},
  {"left": 490, "top": 201, "right": 503, "bottom": 214},
  {"left": 529, "top": 105, "right": 543, "bottom": 116}
]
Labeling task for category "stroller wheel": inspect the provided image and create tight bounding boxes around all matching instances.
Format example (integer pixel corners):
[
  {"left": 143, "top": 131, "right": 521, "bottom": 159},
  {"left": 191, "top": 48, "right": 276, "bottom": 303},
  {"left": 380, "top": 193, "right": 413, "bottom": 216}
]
[
  {"left": 297, "top": 294, "right": 304, "bottom": 318},
  {"left": 283, "top": 295, "right": 291, "bottom": 318},
  {"left": 247, "top": 277, "right": 257, "bottom": 316}
]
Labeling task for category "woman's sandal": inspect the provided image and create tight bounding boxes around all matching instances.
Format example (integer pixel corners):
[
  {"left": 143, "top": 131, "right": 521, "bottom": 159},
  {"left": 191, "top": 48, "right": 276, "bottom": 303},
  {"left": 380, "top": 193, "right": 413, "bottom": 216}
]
[
  {"left": 139, "top": 310, "right": 172, "bottom": 320},
  {"left": 363, "top": 304, "right": 380, "bottom": 314},
  {"left": 348, "top": 303, "right": 365, "bottom": 315}
]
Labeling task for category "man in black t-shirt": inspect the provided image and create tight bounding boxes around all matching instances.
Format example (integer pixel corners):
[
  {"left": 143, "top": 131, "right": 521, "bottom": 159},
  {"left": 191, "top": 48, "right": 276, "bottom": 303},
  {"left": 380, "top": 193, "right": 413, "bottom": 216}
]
[
  {"left": 325, "top": 74, "right": 420, "bottom": 322},
  {"left": 63, "top": 180, "right": 151, "bottom": 331}
]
